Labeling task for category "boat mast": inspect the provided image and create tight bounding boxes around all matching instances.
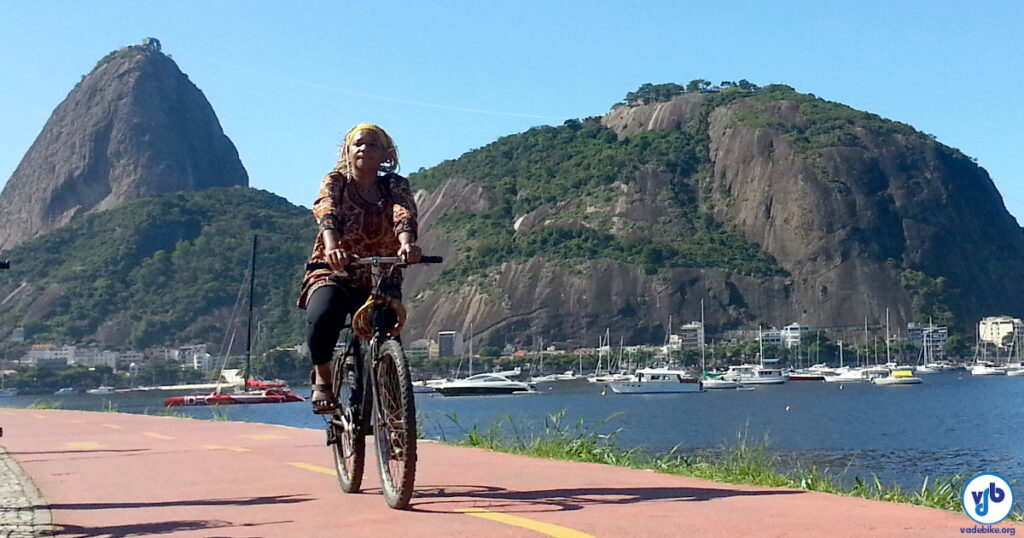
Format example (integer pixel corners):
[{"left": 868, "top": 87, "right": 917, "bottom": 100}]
[
  {"left": 700, "top": 298, "right": 706, "bottom": 375},
  {"left": 245, "top": 234, "right": 257, "bottom": 391},
  {"left": 758, "top": 325, "right": 764, "bottom": 367},
  {"left": 885, "top": 307, "right": 891, "bottom": 365}
]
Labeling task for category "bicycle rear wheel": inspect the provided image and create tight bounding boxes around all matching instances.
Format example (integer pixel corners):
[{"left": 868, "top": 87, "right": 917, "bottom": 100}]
[
  {"left": 329, "top": 348, "right": 365, "bottom": 493},
  {"left": 372, "top": 339, "right": 417, "bottom": 509}
]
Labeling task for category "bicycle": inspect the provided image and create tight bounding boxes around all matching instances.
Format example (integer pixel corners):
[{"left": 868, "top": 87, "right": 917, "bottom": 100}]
[{"left": 312, "top": 254, "right": 441, "bottom": 509}]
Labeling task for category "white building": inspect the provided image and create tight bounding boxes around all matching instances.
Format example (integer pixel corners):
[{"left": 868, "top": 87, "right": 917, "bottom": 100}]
[
  {"left": 978, "top": 316, "right": 1023, "bottom": 348},
  {"left": 179, "top": 344, "right": 215, "bottom": 371},
  {"left": 780, "top": 323, "right": 814, "bottom": 349},
  {"left": 22, "top": 344, "right": 72, "bottom": 367}
]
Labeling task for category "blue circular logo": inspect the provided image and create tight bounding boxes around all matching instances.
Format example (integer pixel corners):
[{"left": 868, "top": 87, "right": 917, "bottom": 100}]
[{"left": 961, "top": 473, "right": 1014, "bottom": 525}]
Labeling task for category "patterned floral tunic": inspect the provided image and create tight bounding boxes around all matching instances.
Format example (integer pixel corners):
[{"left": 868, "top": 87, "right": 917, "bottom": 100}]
[{"left": 296, "top": 171, "right": 418, "bottom": 309}]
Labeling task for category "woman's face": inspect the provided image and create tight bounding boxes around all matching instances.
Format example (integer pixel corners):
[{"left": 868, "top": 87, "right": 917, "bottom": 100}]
[{"left": 348, "top": 129, "right": 388, "bottom": 174}]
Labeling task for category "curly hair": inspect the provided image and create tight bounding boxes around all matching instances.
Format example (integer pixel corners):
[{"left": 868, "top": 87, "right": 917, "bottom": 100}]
[{"left": 333, "top": 123, "right": 399, "bottom": 177}]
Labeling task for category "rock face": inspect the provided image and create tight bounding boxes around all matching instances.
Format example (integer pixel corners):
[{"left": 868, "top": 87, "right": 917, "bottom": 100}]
[
  {"left": 403, "top": 91, "right": 1024, "bottom": 347},
  {"left": 0, "top": 40, "right": 248, "bottom": 250}
]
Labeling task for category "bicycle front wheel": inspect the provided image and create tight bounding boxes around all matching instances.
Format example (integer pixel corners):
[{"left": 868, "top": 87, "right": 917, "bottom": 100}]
[
  {"left": 330, "top": 350, "right": 365, "bottom": 493},
  {"left": 372, "top": 339, "right": 417, "bottom": 509}
]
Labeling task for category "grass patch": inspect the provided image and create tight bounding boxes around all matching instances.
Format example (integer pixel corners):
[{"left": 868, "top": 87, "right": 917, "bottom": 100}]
[
  {"left": 438, "top": 411, "right": 1022, "bottom": 522},
  {"left": 25, "top": 401, "right": 63, "bottom": 409}
]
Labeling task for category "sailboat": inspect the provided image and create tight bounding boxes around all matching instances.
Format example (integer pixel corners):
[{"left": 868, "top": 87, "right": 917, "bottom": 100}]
[
  {"left": 165, "top": 235, "right": 303, "bottom": 407},
  {"left": 871, "top": 309, "right": 922, "bottom": 385},
  {"left": 587, "top": 329, "right": 631, "bottom": 383},
  {"left": 723, "top": 326, "right": 786, "bottom": 384}
]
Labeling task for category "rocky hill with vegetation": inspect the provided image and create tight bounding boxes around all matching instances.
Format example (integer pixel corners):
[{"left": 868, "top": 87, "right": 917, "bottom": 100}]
[
  {"left": 0, "top": 38, "right": 248, "bottom": 250},
  {"left": 405, "top": 82, "right": 1024, "bottom": 348},
  {"left": 3, "top": 71, "right": 1023, "bottom": 354}
]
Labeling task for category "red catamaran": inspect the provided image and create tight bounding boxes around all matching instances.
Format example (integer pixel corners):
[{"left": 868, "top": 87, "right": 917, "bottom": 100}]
[{"left": 164, "top": 235, "right": 304, "bottom": 407}]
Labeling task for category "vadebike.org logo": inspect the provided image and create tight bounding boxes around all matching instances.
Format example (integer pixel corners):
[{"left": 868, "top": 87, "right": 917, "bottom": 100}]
[{"left": 962, "top": 473, "right": 1015, "bottom": 526}]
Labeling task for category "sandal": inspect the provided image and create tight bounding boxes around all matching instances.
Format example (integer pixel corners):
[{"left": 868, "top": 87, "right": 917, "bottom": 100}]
[{"left": 310, "top": 370, "right": 337, "bottom": 415}]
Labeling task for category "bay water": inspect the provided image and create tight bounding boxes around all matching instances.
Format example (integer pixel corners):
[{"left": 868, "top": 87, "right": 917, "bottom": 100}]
[{"left": 5, "top": 371, "right": 1022, "bottom": 500}]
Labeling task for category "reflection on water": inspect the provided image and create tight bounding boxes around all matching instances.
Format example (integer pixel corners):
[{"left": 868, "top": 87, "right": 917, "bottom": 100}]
[{"left": 5, "top": 371, "right": 1022, "bottom": 499}]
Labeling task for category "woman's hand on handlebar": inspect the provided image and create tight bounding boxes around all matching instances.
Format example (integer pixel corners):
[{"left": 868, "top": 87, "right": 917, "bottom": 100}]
[
  {"left": 325, "top": 247, "right": 352, "bottom": 272},
  {"left": 397, "top": 242, "right": 422, "bottom": 264}
]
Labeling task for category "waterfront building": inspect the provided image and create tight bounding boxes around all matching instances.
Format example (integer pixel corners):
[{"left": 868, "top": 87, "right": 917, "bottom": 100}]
[
  {"left": 21, "top": 344, "right": 70, "bottom": 368},
  {"left": 907, "top": 323, "right": 948, "bottom": 358},
  {"left": 437, "top": 331, "right": 464, "bottom": 358},
  {"left": 759, "top": 328, "right": 783, "bottom": 347},
  {"left": 781, "top": 323, "right": 814, "bottom": 349},
  {"left": 979, "top": 316, "right": 1023, "bottom": 348},
  {"left": 10, "top": 326, "right": 24, "bottom": 342},
  {"left": 179, "top": 344, "right": 214, "bottom": 371},
  {"left": 406, "top": 339, "right": 431, "bottom": 359},
  {"left": 679, "top": 322, "right": 704, "bottom": 349}
]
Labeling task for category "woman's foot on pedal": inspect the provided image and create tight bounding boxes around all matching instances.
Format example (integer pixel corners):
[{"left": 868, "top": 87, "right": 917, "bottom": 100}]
[{"left": 310, "top": 369, "right": 337, "bottom": 414}]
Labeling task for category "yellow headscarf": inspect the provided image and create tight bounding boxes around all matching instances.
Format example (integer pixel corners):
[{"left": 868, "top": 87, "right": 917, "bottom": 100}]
[{"left": 336, "top": 123, "right": 399, "bottom": 175}]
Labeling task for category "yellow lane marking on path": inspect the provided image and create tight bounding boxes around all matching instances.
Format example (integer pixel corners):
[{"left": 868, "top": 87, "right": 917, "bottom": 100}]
[
  {"left": 143, "top": 432, "right": 175, "bottom": 440},
  {"left": 204, "top": 445, "right": 251, "bottom": 452},
  {"left": 63, "top": 442, "right": 108, "bottom": 450},
  {"left": 101, "top": 424, "right": 123, "bottom": 429},
  {"left": 33, "top": 414, "right": 47, "bottom": 419},
  {"left": 69, "top": 419, "right": 86, "bottom": 424},
  {"left": 287, "top": 462, "right": 335, "bottom": 475},
  {"left": 240, "top": 434, "right": 290, "bottom": 440},
  {"left": 457, "top": 508, "right": 597, "bottom": 538}
]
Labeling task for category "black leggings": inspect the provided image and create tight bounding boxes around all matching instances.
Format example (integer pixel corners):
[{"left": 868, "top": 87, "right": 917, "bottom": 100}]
[{"left": 305, "top": 285, "right": 370, "bottom": 366}]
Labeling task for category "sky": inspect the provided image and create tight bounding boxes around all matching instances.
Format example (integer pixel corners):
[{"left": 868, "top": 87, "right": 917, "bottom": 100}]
[{"left": 1, "top": 1, "right": 1022, "bottom": 222}]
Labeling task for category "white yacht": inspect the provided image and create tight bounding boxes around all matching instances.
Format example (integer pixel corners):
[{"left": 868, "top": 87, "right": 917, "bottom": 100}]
[
  {"left": 433, "top": 374, "right": 535, "bottom": 396},
  {"left": 606, "top": 367, "right": 702, "bottom": 394},
  {"left": 823, "top": 367, "right": 868, "bottom": 383},
  {"left": 54, "top": 387, "right": 77, "bottom": 395},
  {"left": 531, "top": 371, "right": 584, "bottom": 384},
  {"left": 723, "top": 364, "right": 786, "bottom": 384},
  {"left": 85, "top": 386, "right": 116, "bottom": 395},
  {"left": 701, "top": 372, "right": 742, "bottom": 390},
  {"left": 411, "top": 378, "right": 448, "bottom": 393}
]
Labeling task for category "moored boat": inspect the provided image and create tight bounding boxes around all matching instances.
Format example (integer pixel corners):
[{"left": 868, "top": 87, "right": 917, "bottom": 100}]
[
  {"left": 164, "top": 387, "right": 304, "bottom": 406},
  {"left": 723, "top": 364, "right": 786, "bottom": 385},
  {"left": 606, "top": 367, "right": 702, "bottom": 394},
  {"left": 871, "top": 368, "right": 922, "bottom": 385},
  {"left": 434, "top": 373, "right": 535, "bottom": 396},
  {"left": 823, "top": 367, "right": 869, "bottom": 383},
  {"left": 701, "top": 371, "right": 741, "bottom": 390},
  {"left": 970, "top": 360, "right": 1006, "bottom": 376}
]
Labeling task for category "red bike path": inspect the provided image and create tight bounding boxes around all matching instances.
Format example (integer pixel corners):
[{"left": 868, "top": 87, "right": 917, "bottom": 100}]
[{"left": 0, "top": 408, "right": 1018, "bottom": 537}]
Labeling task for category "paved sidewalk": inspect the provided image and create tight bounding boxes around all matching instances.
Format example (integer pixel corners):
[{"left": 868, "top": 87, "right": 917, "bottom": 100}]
[
  {"left": 0, "top": 446, "right": 53, "bottom": 538},
  {"left": 1, "top": 408, "right": 1019, "bottom": 537}
]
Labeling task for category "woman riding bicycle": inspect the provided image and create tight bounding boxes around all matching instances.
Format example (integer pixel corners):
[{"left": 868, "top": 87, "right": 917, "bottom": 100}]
[{"left": 297, "top": 123, "right": 421, "bottom": 414}]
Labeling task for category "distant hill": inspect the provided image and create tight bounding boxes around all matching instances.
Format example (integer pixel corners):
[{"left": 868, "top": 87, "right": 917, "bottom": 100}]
[
  {"left": 0, "top": 38, "right": 248, "bottom": 250},
  {"left": 404, "top": 83, "right": 1024, "bottom": 348},
  {"left": 0, "top": 187, "right": 311, "bottom": 352}
]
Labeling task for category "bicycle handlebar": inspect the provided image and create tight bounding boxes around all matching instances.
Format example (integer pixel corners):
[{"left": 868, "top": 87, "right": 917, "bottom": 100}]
[{"left": 305, "top": 255, "right": 442, "bottom": 272}]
